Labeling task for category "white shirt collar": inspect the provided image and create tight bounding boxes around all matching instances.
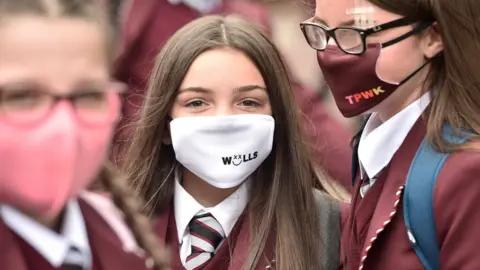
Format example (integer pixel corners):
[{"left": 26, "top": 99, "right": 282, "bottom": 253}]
[
  {"left": 358, "top": 92, "right": 432, "bottom": 179},
  {"left": 0, "top": 200, "right": 91, "bottom": 269},
  {"left": 174, "top": 169, "right": 249, "bottom": 243}
]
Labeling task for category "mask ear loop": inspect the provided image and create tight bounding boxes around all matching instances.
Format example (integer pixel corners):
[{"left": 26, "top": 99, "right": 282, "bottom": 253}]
[{"left": 376, "top": 22, "right": 435, "bottom": 85}]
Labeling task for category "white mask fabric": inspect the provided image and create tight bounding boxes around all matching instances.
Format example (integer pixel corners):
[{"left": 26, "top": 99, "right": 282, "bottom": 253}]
[{"left": 170, "top": 114, "right": 275, "bottom": 189}]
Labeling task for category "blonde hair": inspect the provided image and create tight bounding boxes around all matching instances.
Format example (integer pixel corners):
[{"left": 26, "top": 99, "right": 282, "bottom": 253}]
[
  {"left": 315, "top": 167, "right": 351, "bottom": 203},
  {"left": 97, "top": 164, "right": 170, "bottom": 269}
]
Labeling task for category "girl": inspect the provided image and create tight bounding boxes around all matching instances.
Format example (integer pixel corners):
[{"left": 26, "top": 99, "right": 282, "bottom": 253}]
[
  {"left": 301, "top": 0, "right": 480, "bottom": 269},
  {"left": 0, "top": 0, "right": 168, "bottom": 269},
  {"left": 123, "top": 15, "right": 344, "bottom": 270},
  {"left": 110, "top": 0, "right": 353, "bottom": 189}
]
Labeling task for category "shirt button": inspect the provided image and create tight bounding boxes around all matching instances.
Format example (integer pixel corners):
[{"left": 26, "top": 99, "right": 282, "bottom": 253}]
[{"left": 145, "top": 257, "right": 154, "bottom": 268}]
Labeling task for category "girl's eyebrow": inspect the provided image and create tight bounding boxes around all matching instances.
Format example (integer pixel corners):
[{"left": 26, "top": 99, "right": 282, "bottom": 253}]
[
  {"left": 0, "top": 79, "right": 109, "bottom": 93},
  {"left": 233, "top": 85, "right": 267, "bottom": 93},
  {"left": 72, "top": 79, "right": 108, "bottom": 92},
  {"left": 179, "top": 85, "right": 267, "bottom": 94},
  {"left": 178, "top": 87, "right": 212, "bottom": 94},
  {"left": 0, "top": 80, "right": 41, "bottom": 91}
]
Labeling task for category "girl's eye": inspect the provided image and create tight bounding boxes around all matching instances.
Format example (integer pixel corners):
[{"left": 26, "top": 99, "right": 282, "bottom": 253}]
[
  {"left": 73, "top": 91, "right": 108, "bottom": 109},
  {"left": 1, "top": 90, "right": 46, "bottom": 111},
  {"left": 185, "top": 100, "right": 206, "bottom": 108},
  {"left": 240, "top": 99, "right": 261, "bottom": 107}
]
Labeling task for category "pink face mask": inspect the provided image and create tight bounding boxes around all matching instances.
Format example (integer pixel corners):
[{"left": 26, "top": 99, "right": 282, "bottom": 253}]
[{"left": 0, "top": 93, "right": 120, "bottom": 218}]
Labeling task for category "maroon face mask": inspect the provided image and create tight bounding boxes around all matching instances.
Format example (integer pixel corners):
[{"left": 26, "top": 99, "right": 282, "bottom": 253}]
[{"left": 317, "top": 43, "right": 430, "bottom": 118}]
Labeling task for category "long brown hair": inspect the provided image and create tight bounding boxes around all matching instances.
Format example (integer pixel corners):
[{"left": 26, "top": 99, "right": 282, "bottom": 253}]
[
  {"left": 123, "top": 15, "right": 324, "bottom": 269},
  {"left": 366, "top": 0, "right": 480, "bottom": 151},
  {"left": 0, "top": 0, "right": 169, "bottom": 268}
]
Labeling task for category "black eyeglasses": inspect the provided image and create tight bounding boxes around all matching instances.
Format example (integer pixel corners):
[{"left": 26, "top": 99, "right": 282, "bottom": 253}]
[{"left": 300, "top": 17, "right": 432, "bottom": 55}]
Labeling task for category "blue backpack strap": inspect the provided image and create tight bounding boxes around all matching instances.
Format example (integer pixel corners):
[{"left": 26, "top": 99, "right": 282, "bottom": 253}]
[{"left": 404, "top": 125, "right": 468, "bottom": 270}]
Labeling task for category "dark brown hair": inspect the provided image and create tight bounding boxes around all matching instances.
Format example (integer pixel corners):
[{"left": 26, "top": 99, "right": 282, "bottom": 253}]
[
  {"left": 366, "top": 0, "right": 480, "bottom": 151},
  {"left": 0, "top": 0, "right": 169, "bottom": 268},
  {"left": 123, "top": 15, "right": 324, "bottom": 269}
]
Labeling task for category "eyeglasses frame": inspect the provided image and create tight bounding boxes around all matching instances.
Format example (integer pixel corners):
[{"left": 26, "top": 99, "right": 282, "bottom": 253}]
[
  {"left": 0, "top": 84, "right": 125, "bottom": 127},
  {"left": 300, "top": 17, "right": 433, "bottom": 55}
]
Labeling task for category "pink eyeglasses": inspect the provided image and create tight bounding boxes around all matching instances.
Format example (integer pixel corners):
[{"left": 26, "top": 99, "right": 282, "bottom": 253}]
[{"left": 0, "top": 81, "right": 126, "bottom": 127}]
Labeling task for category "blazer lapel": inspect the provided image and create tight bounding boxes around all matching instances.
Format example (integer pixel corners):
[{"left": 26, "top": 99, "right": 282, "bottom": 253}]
[
  {"left": 226, "top": 212, "right": 248, "bottom": 269},
  {"left": 153, "top": 204, "right": 185, "bottom": 269},
  {"left": 153, "top": 204, "right": 171, "bottom": 243},
  {"left": 229, "top": 214, "right": 276, "bottom": 270},
  {"left": 0, "top": 221, "right": 28, "bottom": 270},
  {"left": 79, "top": 200, "right": 148, "bottom": 270},
  {"left": 255, "top": 233, "right": 276, "bottom": 269},
  {"left": 358, "top": 119, "right": 427, "bottom": 268}
]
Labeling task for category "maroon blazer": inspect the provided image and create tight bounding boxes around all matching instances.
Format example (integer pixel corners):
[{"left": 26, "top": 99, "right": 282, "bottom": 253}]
[
  {"left": 155, "top": 199, "right": 349, "bottom": 270},
  {"left": 342, "top": 119, "right": 480, "bottom": 270},
  {"left": 154, "top": 203, "right": 276, "bottom": 270},
  {"left": 0, "top": 198, "right": 150, "bottom": 270},
  {"left": 112, "top": 0, "right": 352, "bottom": 189}
]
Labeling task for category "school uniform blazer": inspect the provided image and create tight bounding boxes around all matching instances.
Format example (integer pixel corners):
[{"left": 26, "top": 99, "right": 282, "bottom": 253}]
[
  {"left": 154, "top": 195, "right": 349, "bottom": 270},
  {"left": 0, "top": 192, "right": 151, "bottom": 270},
  {"left": 342, "top": 119, "right": 480, "bottom": 270},
  {"left": 111, "top": 0, "right": 353, "bottom": 189}
]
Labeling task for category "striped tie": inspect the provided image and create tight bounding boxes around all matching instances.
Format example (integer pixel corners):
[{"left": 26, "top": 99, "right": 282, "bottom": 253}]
[
  {"left": 184, "top": 213, "right": 225, "bottom": 270},
  {"left": 360, "top": 175, "right": 379, "bottom": 198},
  {"left": 62, "top": 246, "right": 84, "bottom": 270}
]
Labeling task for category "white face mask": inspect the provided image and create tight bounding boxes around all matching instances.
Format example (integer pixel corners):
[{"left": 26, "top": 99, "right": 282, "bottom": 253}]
[{"left": 170, "top": 114, "right": 275, "bottom": 189}]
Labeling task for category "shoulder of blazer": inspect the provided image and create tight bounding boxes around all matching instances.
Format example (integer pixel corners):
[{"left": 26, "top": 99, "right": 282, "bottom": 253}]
[
  {"left": 79, "top": 191, "right": 143, "bottom": 255},
  {"left": 431, "top": 147, "right": 480, "bottom": 268},
  {"left": 113, "top": 0, "right": 159, "bottom": 71}
]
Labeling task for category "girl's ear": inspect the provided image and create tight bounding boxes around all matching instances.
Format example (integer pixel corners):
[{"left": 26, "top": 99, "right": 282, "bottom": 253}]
[{"left": 422, "top": 23, "right": 444, "bottom": 59}]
